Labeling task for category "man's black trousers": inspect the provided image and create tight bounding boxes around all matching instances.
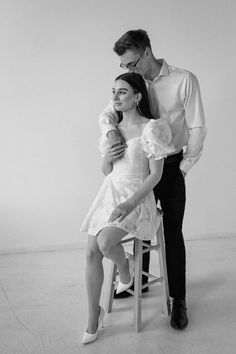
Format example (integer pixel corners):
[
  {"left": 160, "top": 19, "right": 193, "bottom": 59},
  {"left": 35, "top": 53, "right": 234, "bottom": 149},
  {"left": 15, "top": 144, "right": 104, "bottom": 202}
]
[{"left": 142, "top": 151, "right": 186, "bottom": 300}]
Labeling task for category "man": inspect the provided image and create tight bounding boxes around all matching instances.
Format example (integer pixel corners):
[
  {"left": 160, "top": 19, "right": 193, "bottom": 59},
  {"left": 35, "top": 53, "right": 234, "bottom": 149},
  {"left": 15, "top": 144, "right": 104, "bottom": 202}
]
[{"left": 99, "top": 29, "right": 207, "bottom": 330}]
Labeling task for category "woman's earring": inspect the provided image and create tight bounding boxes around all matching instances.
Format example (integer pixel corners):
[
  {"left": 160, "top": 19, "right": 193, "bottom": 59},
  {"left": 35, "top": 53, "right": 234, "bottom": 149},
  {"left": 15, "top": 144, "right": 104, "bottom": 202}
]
[{"left": 136, "top": 101, "right": 142, "bottom": 115}]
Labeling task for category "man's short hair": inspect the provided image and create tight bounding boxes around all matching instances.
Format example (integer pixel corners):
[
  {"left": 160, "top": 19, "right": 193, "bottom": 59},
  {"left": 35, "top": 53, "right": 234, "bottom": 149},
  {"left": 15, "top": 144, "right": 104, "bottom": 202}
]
[{"left": 113, "top": 29, "right": 151, "bottom": 55}]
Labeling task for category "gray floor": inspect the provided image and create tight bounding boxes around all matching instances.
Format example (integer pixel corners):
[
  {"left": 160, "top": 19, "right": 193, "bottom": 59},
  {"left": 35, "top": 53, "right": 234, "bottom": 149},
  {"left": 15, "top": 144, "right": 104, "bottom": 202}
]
[{"left": 0, "top": 236, "right": 236, "bottom": 354}]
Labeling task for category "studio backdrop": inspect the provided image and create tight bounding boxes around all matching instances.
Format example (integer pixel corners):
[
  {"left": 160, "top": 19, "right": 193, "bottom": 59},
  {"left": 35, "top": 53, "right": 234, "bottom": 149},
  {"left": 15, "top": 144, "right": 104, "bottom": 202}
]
[{"left": 0, "top": 0, "right": 235, "bottom": 253}]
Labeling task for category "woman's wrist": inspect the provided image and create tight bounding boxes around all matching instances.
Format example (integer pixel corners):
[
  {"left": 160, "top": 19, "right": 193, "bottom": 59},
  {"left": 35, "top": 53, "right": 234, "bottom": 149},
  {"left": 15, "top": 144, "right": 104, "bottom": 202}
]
[{"left": 127, "top": 197, "right": 138, "bottom": 209}]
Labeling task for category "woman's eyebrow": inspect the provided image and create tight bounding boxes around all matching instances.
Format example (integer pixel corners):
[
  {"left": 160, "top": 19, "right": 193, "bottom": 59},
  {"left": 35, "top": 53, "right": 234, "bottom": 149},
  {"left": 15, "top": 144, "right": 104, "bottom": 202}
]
[{"left": 112, "top": 87, "right": 128, "bottom": 92}]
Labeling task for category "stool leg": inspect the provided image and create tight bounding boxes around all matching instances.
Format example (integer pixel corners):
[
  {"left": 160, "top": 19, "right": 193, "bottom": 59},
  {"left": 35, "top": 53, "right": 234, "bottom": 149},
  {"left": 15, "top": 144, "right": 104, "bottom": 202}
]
[
  {"left": 105, "top": 261, "right": 117, "bottom": 313},
  {"left": 156, "top": 221, "right": 171, "bottom": 316},
  {"left": 134, "top": 239, "right": 143, "bottom": 332}
]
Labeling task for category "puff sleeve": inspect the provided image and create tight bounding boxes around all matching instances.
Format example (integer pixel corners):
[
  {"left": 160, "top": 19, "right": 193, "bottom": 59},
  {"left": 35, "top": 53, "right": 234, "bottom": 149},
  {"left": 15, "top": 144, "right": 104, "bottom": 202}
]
[{"left": 141, "top": 119, "right": 175, "bottom": 160}]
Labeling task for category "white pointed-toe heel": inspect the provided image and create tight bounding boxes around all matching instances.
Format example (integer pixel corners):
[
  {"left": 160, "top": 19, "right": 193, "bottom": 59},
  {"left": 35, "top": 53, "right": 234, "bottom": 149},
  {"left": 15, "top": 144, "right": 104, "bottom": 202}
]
[
  {"left": 116, "top": 255, "right": 134, "bottom": 295},
  {"left": 82, "top": 306, "right": 105, "bottom": 344},
  {"left": 116, "top": 278, "right": 133, "bottom": 294}
]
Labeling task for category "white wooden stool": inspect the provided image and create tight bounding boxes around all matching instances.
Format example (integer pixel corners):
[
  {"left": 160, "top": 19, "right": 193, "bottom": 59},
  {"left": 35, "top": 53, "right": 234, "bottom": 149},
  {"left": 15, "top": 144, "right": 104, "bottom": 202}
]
[{"left": 105, "top": 213, "right": 171, "bottom": 332}]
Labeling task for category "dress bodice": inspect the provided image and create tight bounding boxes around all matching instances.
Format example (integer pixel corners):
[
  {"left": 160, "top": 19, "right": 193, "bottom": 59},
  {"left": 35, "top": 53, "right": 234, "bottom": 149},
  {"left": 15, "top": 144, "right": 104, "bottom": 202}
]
[
  {"left": 112, "top": 137, "right": 150, "bottom": 179},
  {"left": 99, "top": 118, "right": 175, "bottom": 182}
]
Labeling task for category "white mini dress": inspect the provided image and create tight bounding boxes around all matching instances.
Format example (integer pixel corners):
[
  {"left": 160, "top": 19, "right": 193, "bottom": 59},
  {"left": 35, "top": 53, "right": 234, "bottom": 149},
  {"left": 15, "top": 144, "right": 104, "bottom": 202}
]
[{"left": 80, "top": 119, "right": 175, "bottom": 240}]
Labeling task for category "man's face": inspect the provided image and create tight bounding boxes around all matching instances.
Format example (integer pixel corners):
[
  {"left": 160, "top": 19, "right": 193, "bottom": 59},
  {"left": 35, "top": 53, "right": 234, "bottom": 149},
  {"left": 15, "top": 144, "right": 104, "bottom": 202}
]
[{"left": 119, "top": 49, "right": 147, "bottom": 76}]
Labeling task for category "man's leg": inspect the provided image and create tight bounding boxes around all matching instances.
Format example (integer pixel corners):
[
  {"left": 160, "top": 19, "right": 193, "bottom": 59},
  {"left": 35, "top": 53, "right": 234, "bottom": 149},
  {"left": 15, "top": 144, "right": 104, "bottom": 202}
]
[
  {"left": 154, "top": 156, "right": 188, "bottom": 329},
  {"left": 159, "top": 174, "right": 186, "bottom": 300},
  {"left": 141, "top": 240, "right": 151, "bottom": 291}
]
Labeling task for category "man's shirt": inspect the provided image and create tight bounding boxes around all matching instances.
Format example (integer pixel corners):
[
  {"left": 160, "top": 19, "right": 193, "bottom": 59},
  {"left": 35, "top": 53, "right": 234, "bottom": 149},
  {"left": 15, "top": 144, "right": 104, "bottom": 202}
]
[{"left": 99, "top": 59, "right": 207, "bottom": 174}]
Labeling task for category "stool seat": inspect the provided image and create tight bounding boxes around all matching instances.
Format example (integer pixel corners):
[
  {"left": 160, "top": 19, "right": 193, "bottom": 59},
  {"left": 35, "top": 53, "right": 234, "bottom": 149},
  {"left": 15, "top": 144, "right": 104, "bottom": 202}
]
[{"left": 105, "top": 214, "right": 170, "bottom": 332}]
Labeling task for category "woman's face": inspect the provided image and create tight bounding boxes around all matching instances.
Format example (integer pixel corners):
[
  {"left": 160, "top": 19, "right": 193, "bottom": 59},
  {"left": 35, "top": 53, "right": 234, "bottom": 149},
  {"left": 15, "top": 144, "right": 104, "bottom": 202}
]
[{"left": 112, "top": 80, "right": 137, "bottom": 112}]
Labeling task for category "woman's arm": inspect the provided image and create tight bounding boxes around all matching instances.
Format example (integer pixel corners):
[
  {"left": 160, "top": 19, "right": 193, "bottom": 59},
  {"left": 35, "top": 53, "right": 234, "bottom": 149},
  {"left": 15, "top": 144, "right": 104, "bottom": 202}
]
[
  {"left": 101, "top": 144, "right": 126, "bottom": 176},
  {"left": 109, "top": 158, "right": 164, "bottom": 222},
  {"left": 128, "top": 158, "right": 164, "bottom": 206},
  {"left": 101, "top": 155, "right": 113, "bottom": 176}
]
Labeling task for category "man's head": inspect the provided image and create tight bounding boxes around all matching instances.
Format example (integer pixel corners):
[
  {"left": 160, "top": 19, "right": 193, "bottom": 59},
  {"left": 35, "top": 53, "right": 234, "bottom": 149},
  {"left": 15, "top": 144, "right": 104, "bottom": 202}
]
[{"left": 113, "top": 29, "right": 153, "bottom": 76}]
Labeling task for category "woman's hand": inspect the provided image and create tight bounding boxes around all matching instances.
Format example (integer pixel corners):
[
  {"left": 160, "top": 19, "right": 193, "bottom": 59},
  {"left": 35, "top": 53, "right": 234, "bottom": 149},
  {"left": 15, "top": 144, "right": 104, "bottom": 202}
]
[
  {"left": 108, "top": 200, "right": 136, "bottom": 222},
  {"left": 104, "top": 143, "right": 126, "bottom": 163}
]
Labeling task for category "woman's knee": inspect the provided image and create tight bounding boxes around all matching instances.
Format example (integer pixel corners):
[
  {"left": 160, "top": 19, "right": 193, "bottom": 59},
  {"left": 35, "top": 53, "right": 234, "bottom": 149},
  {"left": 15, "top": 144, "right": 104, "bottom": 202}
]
[
  {"left": 86, "top": 239, "right": 102, "bottom": 263},
  {"left": 97, "top": 234, "right": 114, "bottom": 258}
]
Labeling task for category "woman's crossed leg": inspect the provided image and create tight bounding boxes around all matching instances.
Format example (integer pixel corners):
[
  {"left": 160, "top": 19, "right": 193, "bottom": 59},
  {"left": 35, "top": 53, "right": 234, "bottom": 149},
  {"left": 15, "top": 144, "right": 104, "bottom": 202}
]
[{"left": 86, "top": 226, "right": 129, "bottom": 334}]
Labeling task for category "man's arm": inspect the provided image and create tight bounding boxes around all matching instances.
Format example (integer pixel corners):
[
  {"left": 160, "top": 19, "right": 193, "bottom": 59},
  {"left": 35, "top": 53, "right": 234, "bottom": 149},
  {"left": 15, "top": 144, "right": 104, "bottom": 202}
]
[
  {"left": 99, "top": 101, "right": 125, "bottom": 146},
  {"left": 99, "top": 100, "right": 118, "bottom": 135},
  {"left": 180, "top": 73, "right": 207, "bottom": 174}
]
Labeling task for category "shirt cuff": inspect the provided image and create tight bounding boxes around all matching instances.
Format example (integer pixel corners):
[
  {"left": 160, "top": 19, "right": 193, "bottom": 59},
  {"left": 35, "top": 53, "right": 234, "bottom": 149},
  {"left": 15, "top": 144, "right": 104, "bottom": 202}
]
[{"left": 103, "top": 125, "right": 118, "bottom": 137}]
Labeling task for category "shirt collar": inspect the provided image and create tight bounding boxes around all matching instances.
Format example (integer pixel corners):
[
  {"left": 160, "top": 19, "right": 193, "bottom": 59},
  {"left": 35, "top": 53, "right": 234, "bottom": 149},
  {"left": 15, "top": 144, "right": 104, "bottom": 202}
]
[
  {"left": 145, "top": 59, "right": 169, "bottom": 82},
  {"left": 157, "top": 59, "right": 169, "bottom": 76}
]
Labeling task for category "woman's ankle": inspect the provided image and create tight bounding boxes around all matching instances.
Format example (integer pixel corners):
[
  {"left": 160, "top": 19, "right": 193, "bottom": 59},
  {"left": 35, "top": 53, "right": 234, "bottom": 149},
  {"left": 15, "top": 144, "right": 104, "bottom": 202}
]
[
  {"left": 118, "top": 259, "right": 130, "bottom": 284},
  {"left": 87, "top": 307, "right": 100, "bottom": 333}
]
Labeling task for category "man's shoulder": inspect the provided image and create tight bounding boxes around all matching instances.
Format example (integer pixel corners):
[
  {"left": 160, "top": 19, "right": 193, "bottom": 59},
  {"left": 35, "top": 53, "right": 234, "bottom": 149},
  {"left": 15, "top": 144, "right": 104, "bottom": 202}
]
[
  {"left": 169, "top": 63, "right": 191, "bottom": 76},
  {"left": 167, "top": 62, "right": 197, "bottom": 81}
]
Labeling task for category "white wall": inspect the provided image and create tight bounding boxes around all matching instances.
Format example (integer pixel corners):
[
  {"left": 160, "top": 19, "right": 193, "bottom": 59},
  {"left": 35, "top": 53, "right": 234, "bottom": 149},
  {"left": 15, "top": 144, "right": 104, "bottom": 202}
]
[{"left": 0, "top": 0, "right": 235, "bottom": 252}]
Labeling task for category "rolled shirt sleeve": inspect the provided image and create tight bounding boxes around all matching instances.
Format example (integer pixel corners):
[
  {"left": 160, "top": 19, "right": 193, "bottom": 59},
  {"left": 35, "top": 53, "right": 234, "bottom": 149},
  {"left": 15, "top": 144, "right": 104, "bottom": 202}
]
[
  {"left": 180, "top": 73, "right": 207, "bottom": 174},
  {"left": 98, "top": 100, "right": 119, "bottom": 136}
]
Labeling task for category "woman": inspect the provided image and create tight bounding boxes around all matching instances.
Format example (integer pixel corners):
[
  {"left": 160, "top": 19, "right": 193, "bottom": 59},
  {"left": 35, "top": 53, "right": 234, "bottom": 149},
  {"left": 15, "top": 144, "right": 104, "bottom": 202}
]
[{"left": 80, "top": 73, "right": 174, "bottom": 344}]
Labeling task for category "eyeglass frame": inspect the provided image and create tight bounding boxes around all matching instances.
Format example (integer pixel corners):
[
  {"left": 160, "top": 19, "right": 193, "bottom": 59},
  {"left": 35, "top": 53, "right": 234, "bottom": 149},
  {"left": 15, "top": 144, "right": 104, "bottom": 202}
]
[{"left": 120, "top": 50, "right": 145, "bottom": 70}]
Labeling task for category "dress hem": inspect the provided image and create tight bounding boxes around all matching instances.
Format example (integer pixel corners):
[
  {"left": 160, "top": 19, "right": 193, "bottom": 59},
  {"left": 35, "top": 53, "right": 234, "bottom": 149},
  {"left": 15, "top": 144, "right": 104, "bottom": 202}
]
[{"left": 80, "top": 223, "right": 155, "bottom": 241}]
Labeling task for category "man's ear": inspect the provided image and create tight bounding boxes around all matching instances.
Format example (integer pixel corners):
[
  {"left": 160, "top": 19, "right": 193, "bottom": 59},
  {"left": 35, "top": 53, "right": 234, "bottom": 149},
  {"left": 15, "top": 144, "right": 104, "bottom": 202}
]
[{"left": 145, "top": 47, "right": 152, "bottom": 58}]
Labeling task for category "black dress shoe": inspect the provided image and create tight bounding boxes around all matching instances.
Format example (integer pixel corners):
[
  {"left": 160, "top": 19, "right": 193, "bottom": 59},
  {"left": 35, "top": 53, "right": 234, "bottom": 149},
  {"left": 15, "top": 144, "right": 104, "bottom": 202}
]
[
  {"left": 113, "top": 284, "right": 149, "bottom": 299},
  {"left": 170, "top": 299, "right": 188, "bottom": 330}
]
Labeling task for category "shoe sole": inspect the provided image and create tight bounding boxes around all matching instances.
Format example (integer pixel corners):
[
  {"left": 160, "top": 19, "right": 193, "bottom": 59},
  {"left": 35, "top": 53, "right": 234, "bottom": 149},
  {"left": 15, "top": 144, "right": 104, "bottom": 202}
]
[{"left": 170, "top": 319, "right": 188, "bottom": 330}]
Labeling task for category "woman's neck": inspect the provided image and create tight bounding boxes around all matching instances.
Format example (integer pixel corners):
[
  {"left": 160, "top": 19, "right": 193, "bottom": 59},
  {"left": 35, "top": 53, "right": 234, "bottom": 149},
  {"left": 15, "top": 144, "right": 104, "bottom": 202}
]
[{"left": 120, "top": 109, "right": 142, "bottom": 127}]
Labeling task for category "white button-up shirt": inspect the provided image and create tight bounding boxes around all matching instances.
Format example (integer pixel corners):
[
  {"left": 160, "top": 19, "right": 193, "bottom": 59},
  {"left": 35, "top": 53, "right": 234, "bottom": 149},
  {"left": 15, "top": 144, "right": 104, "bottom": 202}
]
[{"left": 99, "top": 59, "right": 207, "bottom": 174}]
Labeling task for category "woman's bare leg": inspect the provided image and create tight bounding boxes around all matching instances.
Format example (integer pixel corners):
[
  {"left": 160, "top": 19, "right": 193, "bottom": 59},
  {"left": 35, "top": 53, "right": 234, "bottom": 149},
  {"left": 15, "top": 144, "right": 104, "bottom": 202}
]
[
  {"left": 86, "top": 235, "right": 104, "bottom": 334},
  {"left": 97, "top": 227, "right": 131, "bottom": 284}
]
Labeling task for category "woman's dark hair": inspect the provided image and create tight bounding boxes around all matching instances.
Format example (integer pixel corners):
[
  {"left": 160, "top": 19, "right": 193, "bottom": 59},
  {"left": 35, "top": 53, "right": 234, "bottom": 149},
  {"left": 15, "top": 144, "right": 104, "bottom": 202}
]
[
  {"left": 113, "top": 29, "right": 151, "bottom": 56},
  {"left": 114, "top": 72, "right": 155, "bottom": 123}
]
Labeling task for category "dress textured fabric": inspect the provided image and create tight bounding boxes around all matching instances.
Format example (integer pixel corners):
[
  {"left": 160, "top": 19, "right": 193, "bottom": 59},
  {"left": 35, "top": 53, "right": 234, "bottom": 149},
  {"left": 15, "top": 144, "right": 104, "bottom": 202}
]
[{"left": 80, "top": 119, "right": 175, "bottom": 240}]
